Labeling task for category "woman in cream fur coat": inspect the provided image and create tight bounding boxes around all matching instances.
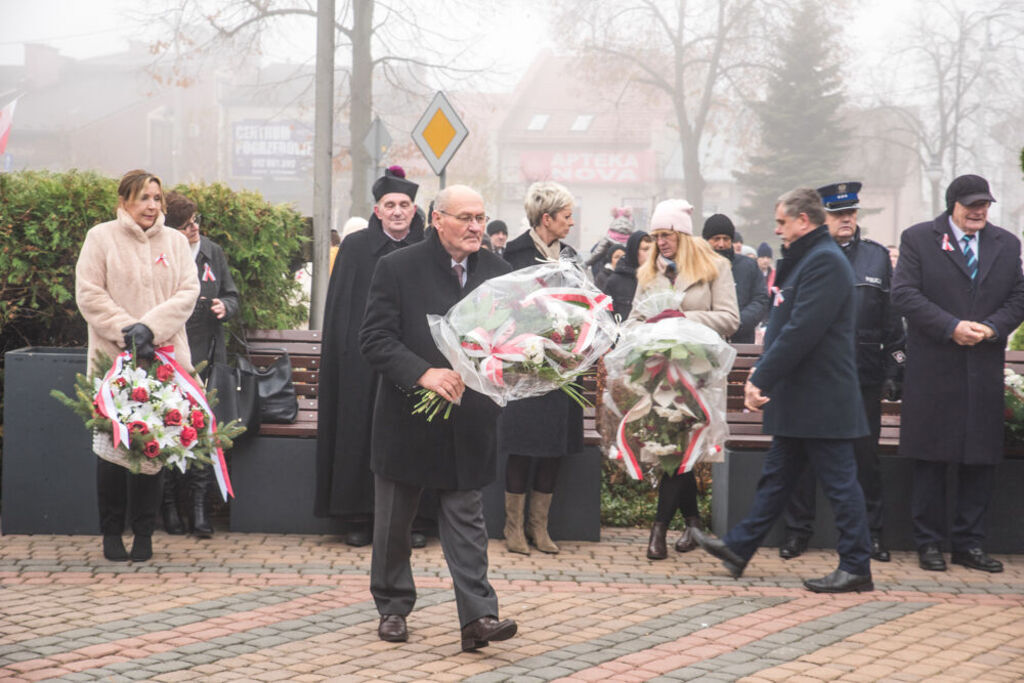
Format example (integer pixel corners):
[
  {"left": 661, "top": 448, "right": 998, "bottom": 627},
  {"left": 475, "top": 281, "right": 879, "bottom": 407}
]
[
  {"left": 630, "top": 199, "right": 739, "bottom": 562},
  {"left": 75, "top": 169, "right": 199, "bottom": 562}
]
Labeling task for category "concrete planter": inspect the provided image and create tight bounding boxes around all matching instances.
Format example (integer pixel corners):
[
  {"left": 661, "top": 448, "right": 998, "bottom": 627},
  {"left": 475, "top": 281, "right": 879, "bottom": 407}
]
[{"left": 2, "top": 347, "right": 99, "bottom": 534}]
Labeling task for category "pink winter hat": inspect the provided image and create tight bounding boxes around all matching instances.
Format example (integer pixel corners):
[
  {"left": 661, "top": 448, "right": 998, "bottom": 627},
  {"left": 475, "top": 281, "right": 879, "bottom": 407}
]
[{"left": 650, "top": 199, "right": 694, "bottom": 235}]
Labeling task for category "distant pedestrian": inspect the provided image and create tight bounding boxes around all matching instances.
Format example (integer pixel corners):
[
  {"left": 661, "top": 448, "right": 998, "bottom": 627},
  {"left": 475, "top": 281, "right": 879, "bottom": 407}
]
[
  {"left": 486, "top": 219, "right": 508, "bottom": 256},
  {"left": 602, "top": 231, "right": 651, "bottom": 320},
  {"left": 702, "top": 213, "right": 768, "bottom": 344}
]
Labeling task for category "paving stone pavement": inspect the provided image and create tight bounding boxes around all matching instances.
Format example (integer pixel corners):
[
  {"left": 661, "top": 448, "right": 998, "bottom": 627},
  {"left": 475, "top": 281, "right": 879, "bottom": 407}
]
[{"left": 0, "top": 526, "right": 1021, "bottom": 681}]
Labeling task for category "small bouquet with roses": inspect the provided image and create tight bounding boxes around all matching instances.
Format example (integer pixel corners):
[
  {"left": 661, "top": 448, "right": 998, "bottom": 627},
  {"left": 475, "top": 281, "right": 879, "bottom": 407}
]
[
  {"left": 52, "top": 346, "right": 242, "bottom": 500},
  {"left": 600, "top": 314, "right": 736, "bottom": 482},
  {"left": 417, "top": 259, "right": 617, "bottom": 419}
]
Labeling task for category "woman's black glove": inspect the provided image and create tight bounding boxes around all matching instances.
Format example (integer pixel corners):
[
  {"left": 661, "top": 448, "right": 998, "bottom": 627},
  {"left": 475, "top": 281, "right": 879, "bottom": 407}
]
[{"left": 121, "top": 323, "right": 155, "bottom": 360}]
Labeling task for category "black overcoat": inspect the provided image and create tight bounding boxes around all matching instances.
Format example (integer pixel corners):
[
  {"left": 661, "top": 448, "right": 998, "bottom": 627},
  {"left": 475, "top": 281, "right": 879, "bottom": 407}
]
[
  {"left": 185, "top": 236, "right": 240, "bottom": 367},
  {"left": 721, "top": 249, "right": 768, "bottom": 344},
  {"left": 751, "top": 226, "right": 868, "bottom": 440},
  {"left": 892, "top": 213, "right": 1024, "bottom": 465},
  {"left": 497, "top": 230, "right": 584, "bottom": 458},
  {"left": 359, "top": 231, "right": 512, "bottom": 490},
  {"left": 314, "top": 214, "right": 424, "bottom": 516}
]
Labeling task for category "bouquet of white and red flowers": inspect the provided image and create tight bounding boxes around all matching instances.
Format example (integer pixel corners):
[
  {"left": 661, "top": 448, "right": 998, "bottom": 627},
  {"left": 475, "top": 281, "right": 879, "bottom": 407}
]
[
  {"left": 53, "top": 346, "right": 241, "bottom": 500},
  {"left": 419, "top": 259, "right": 617, "bottom": 419},
  {"left": 600, "top": 317, "right": 736, "bottom": 482}
]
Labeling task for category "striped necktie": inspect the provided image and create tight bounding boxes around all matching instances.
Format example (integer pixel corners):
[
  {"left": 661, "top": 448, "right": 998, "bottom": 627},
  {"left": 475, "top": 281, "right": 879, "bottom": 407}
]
[{"left": 962, "top": 234, "right": 978, "bottom": 280}]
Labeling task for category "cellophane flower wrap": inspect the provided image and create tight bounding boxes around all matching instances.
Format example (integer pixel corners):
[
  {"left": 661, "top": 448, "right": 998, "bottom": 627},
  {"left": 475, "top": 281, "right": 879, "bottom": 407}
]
[
  {"left": 426, "top": 259, "right": 617, "bottom": 408},
  {"left": 52, "top": 347, "right": 240, "bottom": 500},
  {"left": 600, "top": 317, "right": 736, "bottom": 481}
]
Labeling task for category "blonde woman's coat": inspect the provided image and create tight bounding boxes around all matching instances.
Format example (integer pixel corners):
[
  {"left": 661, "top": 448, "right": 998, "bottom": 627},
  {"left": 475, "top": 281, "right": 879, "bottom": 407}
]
[{"left": 630, "top": 257, "right": 741, "bottom": 338}]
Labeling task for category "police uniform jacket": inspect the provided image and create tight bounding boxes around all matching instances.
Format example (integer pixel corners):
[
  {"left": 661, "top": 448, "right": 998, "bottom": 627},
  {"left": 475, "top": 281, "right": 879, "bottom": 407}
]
[
  {"left": 751, "top": 225, "right": 868, "bottom": 440},
  {"left": 360, "top": 230, "right": 512, "bottom": 490},
  {"left": 842, "top": 229, "right": 905, "bottom": 387},
  {"left": 892, "top": 212, "right": 1024, "bottom": 465}
]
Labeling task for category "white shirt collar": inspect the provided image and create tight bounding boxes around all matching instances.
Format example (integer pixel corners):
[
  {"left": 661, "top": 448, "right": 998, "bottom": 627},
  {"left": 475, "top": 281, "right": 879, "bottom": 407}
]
[{"left": 948, "top": 216, "right": 979, "bottom": 260}]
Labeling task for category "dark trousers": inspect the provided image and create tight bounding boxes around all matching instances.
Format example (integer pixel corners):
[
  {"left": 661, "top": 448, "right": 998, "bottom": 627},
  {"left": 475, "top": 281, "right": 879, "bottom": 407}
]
[
  {"left": 783, "top": 384, "right": 884, "bottom": 538},
  {"left": 723, "top": 436, "right": 872, "bottom": 575},
  {"left": 371, "top": 474, "right": 498, "bottom": 628},
  {"left": 96, "top": 457, "right": 163, "bottom": 536},
  {"left": 655, "top": 471, "right": 699, "bottom": 524},
  {"left": 911, "top": 459, "right": 996, "bottom": 551}
]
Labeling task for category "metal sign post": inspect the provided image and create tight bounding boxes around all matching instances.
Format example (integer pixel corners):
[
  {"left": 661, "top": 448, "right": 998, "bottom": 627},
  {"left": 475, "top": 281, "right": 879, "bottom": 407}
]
[
  {"left": 411, "top": 92, "right": 468, "bottom": 189},
  {"left": 363, "top": 116, "right": 392, "bottom": 172}
]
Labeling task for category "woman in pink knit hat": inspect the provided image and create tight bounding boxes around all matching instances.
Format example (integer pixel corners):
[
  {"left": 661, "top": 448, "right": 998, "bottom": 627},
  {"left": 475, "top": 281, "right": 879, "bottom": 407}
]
[{"left": 631, "top": 199, "right": 739, "bottom": 560}]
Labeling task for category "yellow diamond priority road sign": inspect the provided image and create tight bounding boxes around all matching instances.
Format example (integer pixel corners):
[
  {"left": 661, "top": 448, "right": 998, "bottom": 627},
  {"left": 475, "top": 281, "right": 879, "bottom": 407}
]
[{"left": 411, "top": 91, "right": 468, "bottom": 176}]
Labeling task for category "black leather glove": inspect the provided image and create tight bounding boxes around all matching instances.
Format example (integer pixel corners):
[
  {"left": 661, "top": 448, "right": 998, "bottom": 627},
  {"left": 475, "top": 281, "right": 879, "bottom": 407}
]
[
  {"left": 121, "top": 323, "right": 155, "bottom": 361},
  {"left": 881, "top": 378, "right": 901, "bottom": 402}
]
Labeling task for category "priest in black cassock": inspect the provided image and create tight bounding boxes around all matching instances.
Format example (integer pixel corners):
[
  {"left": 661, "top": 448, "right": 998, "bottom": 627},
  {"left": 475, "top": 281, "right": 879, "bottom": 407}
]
[{"left": 315, "top": 166, "right": 428, "bottom": 546}]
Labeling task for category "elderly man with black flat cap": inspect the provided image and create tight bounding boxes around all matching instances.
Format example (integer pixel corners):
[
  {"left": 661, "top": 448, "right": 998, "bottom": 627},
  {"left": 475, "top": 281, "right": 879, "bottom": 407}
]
[
  {"left": 893, "top": 174, "right": 1024, "bottom": 574},
  {"left": 315, "top": 166, "right": 431, "bottom": 548},
  {"left": 777, "top": 182, "right": 905, "bottom": 563}
]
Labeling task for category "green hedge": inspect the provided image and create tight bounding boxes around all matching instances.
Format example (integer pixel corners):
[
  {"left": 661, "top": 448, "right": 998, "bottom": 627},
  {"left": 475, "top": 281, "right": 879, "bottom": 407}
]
[{"left": 0, "top": 169, "right": 309, "bottom": 474}]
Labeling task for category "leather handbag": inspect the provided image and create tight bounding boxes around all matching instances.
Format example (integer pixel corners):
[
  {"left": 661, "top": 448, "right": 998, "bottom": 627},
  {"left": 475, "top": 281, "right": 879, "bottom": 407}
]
[
  {"left": 235, "top": 342, "right": 299, "bottom": 424},
  {"left": 205, "top": 336, "right": 261, "bottom": 437}
]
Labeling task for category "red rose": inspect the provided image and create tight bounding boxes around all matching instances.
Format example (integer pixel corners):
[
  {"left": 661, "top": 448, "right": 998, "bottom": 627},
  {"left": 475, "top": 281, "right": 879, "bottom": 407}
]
[
  {"left": 115, "top": 377, "right": 128, "bottom": 388},
  {"left": 164, "top": 409, "right": 183, "bottom": 426},
  {"left": 131, "top": 387, "right": 149, "bottom": 402},
  {"left": 128, "top": 420, "right": 150, "bottom": 435},
  {"left": 550, "top": 332, "right": 563, "bottom": 344},
  {"left": 156, "top": 364, "right": 174, "bottom": 382},
  {"left": 190, "top": 410, "right": 206, "bottom": 430},
  {"left": 143, "top": 439, "right": 160, "bottom": 458},
  {"left": 180, "top": 426, "right": 198, "bottom": 447}
]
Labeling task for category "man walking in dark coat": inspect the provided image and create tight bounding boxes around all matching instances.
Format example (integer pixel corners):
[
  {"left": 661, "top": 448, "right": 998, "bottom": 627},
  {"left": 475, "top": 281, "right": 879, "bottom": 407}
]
[
  {"left": 701, "top": 213, "right": 768, "bottom": 344},
  {"left": 892, "top": 174, "right": 1024, "bottom": 573},
  {"left": 314, "top": 167, "right": 425, "bottom": 546},
  {"left": 779, "top": 182, "right": 905, "bottom": 562},
  {"left": 692, "top": 188, "right": 873, "bottom": 593},
  {"left": 360, "top": 184, "right": 517, "bottom": 650}
]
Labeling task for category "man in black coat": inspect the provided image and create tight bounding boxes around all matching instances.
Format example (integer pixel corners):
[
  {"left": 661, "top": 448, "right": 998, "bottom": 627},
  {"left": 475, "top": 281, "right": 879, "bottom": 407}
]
[
  {"left": 314, "top": 167, "right": 425, "bottom": 546},
  {"left": 359, "top": 184, "right": 517, "bottom": 650},
  {"left": 693, "top": 188, "right": 873, "bottom": 594},
  {"left": 701, "top": 213, "right": 768, "bottom": 344},
  {"left": 892, "top": 174, "right": 1024, "bottom": 573},
  {"left": 779, "top": 182, "right": 905, "bottom": 562}
]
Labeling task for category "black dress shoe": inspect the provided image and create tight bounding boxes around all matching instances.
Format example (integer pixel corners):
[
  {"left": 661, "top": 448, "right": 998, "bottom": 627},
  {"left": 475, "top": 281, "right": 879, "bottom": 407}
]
[
  {"left": 951, "top": 548, "right": 1003, "bottom": 573},
  {"left": 870, "top": 534, "right": 891, "bottom": 562},
  {"left": 411, "top": 531, "right": 427, "bottom": 548},
  {"left": 918, "top": 543, "right": 947, "bottom": 571},
  {"left": 779, "top": 534, "right": 808, "bottom": 559},
  {"left": 690, "top": 528, "right": 746, "bottom": 578},
  {"left": 103, "top": 535, "right": 128, "bottom": 562},
  {"left": 803, "top": 568, "right": 874, "bottom": 593},
  {"left": 460, "top": 615, "right": 517, "bottom": 652},
  {"left": 130, "top": 535, "right": 153, "bottom": 562},
  {"left": 378, "top": 614, "right": 408, "bottom": 642},
  {"left": 345, "top": 529, "right": 372, "bottom": 547}
]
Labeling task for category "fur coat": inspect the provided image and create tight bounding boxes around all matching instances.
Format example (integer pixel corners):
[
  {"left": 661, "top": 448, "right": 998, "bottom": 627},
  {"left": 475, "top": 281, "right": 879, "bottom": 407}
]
[{"left": 76, "top": 208, "right": 199, "bottom": 374}]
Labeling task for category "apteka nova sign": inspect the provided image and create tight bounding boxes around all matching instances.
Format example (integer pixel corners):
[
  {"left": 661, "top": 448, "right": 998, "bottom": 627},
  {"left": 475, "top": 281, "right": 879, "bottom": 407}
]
[{"left": 520, "top": 150, "right": 655, "bottom": 184}]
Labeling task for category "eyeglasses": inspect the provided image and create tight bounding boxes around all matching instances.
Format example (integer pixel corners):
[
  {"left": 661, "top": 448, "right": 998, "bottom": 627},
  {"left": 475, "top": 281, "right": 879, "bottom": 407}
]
[{"left": 438, "top": 210, "right": 488, "bottom": 226}]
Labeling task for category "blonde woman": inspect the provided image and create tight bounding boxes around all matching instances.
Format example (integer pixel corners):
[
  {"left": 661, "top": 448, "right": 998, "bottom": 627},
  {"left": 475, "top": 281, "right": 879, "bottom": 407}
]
[{"left": 631, "top": 199, "right": 739, "bottom": 560}]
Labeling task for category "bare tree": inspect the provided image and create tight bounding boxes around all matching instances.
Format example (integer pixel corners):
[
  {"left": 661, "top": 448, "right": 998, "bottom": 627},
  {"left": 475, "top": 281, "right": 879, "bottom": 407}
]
[
  {"left": 148, "top": 0, "right": 489, "bottom": 218},
  {"left": 863, "top": 0, "right": 1024, "bottom": 213},
  {"left": 557, "top": 0, "right": 779, "bottom": 218}
]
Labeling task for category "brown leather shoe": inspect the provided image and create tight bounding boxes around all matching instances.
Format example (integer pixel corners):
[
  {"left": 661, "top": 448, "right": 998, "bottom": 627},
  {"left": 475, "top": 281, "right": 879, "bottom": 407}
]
[
  {"left": 674, "top": 516, "right": 701, "bottom": 553},
  {"left": 378, "top": 614, "right": 407, "bottom": 642},
  {"left": 647, "top": 522, "right": 668, "bottom": 560},
  {"left": 460, "top": 615, "right": 517, "bottom": 652}
]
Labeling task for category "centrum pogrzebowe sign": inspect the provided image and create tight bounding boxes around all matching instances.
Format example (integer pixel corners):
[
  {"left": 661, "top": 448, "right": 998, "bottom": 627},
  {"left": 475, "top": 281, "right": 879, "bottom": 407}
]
[{"left": 232, "top": 120, "right": 313, "bottom": 178}]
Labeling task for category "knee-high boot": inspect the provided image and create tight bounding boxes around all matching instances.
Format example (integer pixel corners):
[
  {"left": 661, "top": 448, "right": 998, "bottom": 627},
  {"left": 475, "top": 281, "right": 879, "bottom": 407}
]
[
  {"left": 161, "top": 472, "right": 185, "bottom": 535},
  {"left": 503, "top": 492, "right": 529, "bottom": 554},
  {"left": 527, "top": 491, "right": 559, "bottom": 554},
  {"left": 190, "top": 467, "right": 214, "bottom": 539}
]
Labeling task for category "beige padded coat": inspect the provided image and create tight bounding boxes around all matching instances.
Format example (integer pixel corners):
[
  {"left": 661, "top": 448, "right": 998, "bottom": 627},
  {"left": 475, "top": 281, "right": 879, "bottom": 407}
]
[
  {"left": 630, "top": 257, "right": 740, "bottom": 338},
  {"left": 76, "top": 208, "right": 200, "bottom": 375}
]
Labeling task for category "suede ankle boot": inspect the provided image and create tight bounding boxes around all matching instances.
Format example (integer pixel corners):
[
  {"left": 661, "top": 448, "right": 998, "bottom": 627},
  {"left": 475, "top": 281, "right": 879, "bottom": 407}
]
[
  {"left": 503, "top": 492, "right": 529, "bottom": 554},
  {"left": 527, "top": 492, "right": 559, "bottom": 554}
]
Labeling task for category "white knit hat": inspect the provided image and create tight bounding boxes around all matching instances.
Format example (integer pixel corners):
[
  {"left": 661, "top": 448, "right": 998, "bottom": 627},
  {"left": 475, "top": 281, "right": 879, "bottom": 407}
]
[{"left": 649, "top": 199, "right": 694, "bottom": 235}]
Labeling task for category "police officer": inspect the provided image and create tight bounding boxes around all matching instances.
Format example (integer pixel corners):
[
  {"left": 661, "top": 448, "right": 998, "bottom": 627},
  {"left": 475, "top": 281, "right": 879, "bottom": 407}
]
[{"left": 778, "top": 182, "right": 905, "bottom": 562}]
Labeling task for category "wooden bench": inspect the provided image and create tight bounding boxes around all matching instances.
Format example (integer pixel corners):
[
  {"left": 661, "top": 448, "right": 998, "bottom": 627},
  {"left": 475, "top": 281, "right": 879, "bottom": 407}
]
[
  {"left": 242, "top": 329, "right": 322, "bottom": 438},
  {"left": 713, "top": 343, "right": 1024, "bottom": 553}
]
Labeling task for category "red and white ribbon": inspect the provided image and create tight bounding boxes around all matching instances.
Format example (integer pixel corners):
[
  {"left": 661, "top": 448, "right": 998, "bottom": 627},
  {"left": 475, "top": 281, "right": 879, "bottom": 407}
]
[
  {"left": 95, "top": 353, "right": 132, "bottom": 449},
  {"left": 155, "top": 253, "right": 169, "bottom": 267},
  {"left": 772, "top": 286, "right": 785, "bottom": 307},
  {"left": 153, "top": 346, "right": 234, "bottom": 501},
  {"left": 941, "top": 233, "right": 955, "bottom": 252},
  {"left": 460, "top": 321, "right": 535, "bottom": 386},
  {"left": 202, "top": 263, "right": 216, "bottom": 281},
  {"left": 520, "top": 288, "right": 612, "bottom": 354}
]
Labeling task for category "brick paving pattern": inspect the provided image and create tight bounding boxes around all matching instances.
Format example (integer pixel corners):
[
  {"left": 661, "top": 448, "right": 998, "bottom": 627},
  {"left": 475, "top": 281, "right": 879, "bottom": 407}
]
[{"left": 0, "top": 527, "right": 1021, "bottom": 681}]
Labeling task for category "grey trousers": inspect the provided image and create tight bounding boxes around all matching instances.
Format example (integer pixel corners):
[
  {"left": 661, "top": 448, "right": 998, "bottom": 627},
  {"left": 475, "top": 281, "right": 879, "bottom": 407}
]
[{"left": 371, "top": 474, "right": 498, "bottom": 628}]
